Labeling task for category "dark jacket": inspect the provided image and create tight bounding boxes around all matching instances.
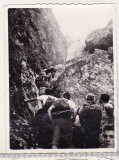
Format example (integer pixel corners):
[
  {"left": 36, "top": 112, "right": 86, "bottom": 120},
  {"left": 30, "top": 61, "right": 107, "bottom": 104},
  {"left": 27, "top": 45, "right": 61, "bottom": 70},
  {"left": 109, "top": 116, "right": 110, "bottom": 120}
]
[{"left": 79, "top": 103, "right": 102, "bottom": 133}]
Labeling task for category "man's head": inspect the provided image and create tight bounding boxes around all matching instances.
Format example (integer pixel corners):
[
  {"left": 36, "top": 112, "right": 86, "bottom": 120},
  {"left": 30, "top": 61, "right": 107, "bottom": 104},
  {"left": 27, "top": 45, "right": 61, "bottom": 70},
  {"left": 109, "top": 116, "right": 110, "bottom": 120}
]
[
  {"left": 86, "top": 93, "right": 95, "bottom": 104},
  {"left": 99, "top": 94, "right": 110, "bottom": 104},
  {"left": 102, "top": 124, "right": 114, "bottom": 148},
  {"left": 63, "top": 92, "right": 70, "bottom": 100},
  {"left": 104, "top": 103, "right": 114, "bottom": 118}
]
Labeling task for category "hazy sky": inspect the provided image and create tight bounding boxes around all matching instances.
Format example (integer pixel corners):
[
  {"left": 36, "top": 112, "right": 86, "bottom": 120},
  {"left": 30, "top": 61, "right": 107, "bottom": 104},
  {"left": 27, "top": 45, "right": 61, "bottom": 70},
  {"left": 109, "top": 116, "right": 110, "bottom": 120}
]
[{"left": 52, "top": 5, "right": 114, "bottom": 43}]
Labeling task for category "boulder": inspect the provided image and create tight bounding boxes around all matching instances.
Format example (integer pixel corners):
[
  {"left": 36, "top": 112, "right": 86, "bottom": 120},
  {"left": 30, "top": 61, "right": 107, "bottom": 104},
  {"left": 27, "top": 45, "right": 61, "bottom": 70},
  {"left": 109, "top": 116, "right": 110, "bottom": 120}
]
[{"left": 85, "top": 25, "right": 113, "bottom": 53}]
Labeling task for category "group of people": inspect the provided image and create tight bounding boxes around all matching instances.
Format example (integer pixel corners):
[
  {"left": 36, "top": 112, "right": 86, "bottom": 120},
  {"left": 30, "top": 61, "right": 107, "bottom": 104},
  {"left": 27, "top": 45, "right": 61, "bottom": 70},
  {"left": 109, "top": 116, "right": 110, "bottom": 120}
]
[
  {"left": 35, "top": 61, "right": 57, "bottom": 95},
  {"left": 21, "top": 59, "right": 114, "bottom": 149},
  {"left": 25, "top": 92, "right": 114, "bottom": 149}
]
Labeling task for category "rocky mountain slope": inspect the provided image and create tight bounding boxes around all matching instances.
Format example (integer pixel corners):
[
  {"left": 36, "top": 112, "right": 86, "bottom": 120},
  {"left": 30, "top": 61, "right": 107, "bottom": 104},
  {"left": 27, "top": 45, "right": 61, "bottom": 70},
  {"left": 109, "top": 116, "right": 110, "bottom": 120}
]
[
  {"left": 58, "top": 19, "right": 114, "bottom": 107},
  {"left": 9, "top": 13, "right": 114, "bottom": 149}
]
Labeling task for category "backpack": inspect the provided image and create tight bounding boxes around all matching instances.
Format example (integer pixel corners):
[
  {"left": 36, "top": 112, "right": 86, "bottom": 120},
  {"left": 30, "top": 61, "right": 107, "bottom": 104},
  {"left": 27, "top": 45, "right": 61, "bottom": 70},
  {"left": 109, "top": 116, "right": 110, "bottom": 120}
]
[
  {"left": 52, "top": 98, "right": 71, "bottom": 119},
  {"left": 79, "top": 103, "right": 102, "bottom": 133}
]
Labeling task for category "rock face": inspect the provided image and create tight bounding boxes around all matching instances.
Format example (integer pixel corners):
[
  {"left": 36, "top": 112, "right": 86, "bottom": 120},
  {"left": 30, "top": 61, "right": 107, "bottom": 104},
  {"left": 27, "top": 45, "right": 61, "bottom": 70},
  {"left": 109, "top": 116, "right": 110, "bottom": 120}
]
[
  {"left": 9, "top": 8, "right": 68, "bottom": 149},
  {"left": 85, "top": 21, "right": 113, "bottom": 53},
  {"left": 58, "top": 49, "right": 114, "bottom": 107},
  {"left": 58, "top": 20, "right": 114, "bottom": 107},
  {"left": 9, "top": 8, "right": 67, "bottom": 119},
  {"left": 10, "top": 114, "right": 52, "bottom": 149},
  {"left": 9, "top": 10, "right": 114, "bottom": 149}
]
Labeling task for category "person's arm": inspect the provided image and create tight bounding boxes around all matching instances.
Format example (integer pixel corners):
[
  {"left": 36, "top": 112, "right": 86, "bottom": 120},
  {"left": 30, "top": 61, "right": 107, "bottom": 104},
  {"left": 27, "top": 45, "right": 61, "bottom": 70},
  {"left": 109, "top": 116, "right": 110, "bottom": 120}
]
[
  {"left": 37, "top": 95, "right": 48, "bottom": 105},
  {"left": 78, "top": 105, "right": 86, "bottom": 125},
  {"left": 47, "top": 105, "right": 55, "bottom": 121},
  {"left": 68, "top": 101, "right": 77, "bottom": 122},
  {"left": 25, "top": 97, "right": 37, "bottom": 102},
  {"left": 71, "top": 107, "right": 78, "bottom": 122},
  {"left": 48, "top": 95, "right": 57, "bottom": 101}
]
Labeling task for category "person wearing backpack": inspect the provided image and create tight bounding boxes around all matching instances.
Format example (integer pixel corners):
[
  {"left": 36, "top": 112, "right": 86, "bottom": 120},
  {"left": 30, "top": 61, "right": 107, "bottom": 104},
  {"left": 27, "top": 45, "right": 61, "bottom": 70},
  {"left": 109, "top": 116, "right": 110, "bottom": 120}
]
[
  {"left": 48, "top": 92, "right": 77, "bottom": 149},
  {"left": 76, "top": 93, "right": 102, "bottom": 148}
]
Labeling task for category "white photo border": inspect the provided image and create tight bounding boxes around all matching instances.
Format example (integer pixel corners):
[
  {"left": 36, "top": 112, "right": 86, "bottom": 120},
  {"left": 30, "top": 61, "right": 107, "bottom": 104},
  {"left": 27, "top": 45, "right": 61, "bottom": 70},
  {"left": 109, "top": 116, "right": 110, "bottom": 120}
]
[{"left": 1, "top": 0, "right": 118, "bottom": 154}]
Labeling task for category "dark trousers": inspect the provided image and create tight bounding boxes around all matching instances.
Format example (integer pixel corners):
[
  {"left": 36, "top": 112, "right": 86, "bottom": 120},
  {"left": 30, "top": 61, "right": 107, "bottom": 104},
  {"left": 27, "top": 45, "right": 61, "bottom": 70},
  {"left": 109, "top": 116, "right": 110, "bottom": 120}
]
[
  {"left": 84, "top": 131, "right": 100, "bottom": 148},
  {"left": 52, "top": 118, "right": 73, "bottom": 148},
  {"left": 73, "top": 126, "right": 85, "bottom": 148},
  {"left": 73, "top": 126, "right": 100, "bottom": 148}
]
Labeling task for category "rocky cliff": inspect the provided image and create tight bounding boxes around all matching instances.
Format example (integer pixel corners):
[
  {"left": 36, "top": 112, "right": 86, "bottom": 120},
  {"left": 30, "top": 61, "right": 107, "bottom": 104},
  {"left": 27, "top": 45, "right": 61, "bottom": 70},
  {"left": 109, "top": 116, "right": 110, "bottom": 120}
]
[
  {"left": 85, "top": 20, "right": 113, "bottom": 53},
  {"left": 58, "top": 20, "right": 114, "bottom": 107},
  {"left": 9, "top": 8, "right": 68, "bottom": 119},
  {"left": 9, "top": 13, "right": 114, "bottom": 149}
]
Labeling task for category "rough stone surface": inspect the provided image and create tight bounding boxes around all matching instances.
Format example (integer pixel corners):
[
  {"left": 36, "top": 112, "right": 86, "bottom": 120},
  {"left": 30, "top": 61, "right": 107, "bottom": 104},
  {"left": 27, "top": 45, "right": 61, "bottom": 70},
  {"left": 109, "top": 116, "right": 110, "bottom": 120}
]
[
  {"left": 9, "top": 8, "right": 67, "bottom": 149},
  {"left": 9, "top": 10, "right": 114, "bottom": 149},
  {"left": 85, "top": 23, "right": 113, "bottom": 53},
  {"left": 9, "top": 8, "right": 67, "bottom": 119},
  {"left": 58, "top": 49, "right": 114, "bottom": 107}
]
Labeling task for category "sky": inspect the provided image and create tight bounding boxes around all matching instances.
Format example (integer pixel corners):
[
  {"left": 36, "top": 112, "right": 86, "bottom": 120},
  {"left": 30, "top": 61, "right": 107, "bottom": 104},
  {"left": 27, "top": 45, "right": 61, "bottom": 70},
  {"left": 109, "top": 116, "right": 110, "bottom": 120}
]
[{"left": 52, "top": 4, "right": 114, "bottom": 43}]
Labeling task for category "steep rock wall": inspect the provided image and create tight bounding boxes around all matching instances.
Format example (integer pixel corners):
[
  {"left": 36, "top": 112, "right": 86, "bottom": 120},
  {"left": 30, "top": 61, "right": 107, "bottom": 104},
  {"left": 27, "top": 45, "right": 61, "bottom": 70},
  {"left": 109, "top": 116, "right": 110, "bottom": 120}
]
[{"left": 9, "top": 8, "right": 67, "bottom": 118}]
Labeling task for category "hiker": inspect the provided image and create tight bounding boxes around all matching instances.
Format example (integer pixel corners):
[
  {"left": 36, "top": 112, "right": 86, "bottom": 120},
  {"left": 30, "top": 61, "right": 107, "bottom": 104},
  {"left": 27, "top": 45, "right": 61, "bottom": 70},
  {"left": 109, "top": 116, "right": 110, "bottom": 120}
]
[
  {"left": 99, "top": 94, "right": 114, "bottom": 127},
  {"left": 100, "top": 124, "right": 114, "bottom": 148},
  {"left": 104, "top": 103, "right": 114, "bottom": 124},
  {"left": 75, "top": 93, "right": 102, "bottom": 148},
  {"left": 47, "top": 92, "right": 77, "bottom": 149},
  {"left": 44, "top": 61, "right": 56, "bottom": 80},
  {"left": 25, "top": 95, "right": 57, "bottom": 115}
]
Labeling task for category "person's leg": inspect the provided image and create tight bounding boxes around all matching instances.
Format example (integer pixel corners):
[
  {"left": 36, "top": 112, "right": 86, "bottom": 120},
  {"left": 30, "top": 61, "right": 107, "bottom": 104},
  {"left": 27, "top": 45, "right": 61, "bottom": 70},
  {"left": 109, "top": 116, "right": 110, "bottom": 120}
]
[
  {"left": 60, "top": 119, "right": 73, "bottom": 148},
  {"left": 85, "top": 132, "right": 100, "bottom": 148},
  {"left": 73, "top": 126, "right": 85, "bottom": 148},
  {"left": 52, "top": 121, "right": 60, "bottom": 149}
]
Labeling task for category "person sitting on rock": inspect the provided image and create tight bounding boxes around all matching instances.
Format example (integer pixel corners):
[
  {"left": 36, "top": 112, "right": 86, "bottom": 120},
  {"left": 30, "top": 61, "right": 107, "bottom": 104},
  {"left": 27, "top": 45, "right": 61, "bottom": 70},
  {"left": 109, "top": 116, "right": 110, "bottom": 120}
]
[
  {"left": 47, "top": 92, "right": 77, "bottom": 149},
  {"left": 44, "top": 61, "right": 56, "bottom": 81},
  {"left": 43, "top": 69, "right": 52, "bottom": 82}
]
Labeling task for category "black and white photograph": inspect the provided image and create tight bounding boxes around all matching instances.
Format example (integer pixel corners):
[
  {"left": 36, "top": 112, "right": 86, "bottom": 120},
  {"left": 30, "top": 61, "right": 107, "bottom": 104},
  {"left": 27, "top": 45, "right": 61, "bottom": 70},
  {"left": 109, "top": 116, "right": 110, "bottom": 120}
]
[{"left": 8, "top": 5, "right": 115, "bottom": 150}]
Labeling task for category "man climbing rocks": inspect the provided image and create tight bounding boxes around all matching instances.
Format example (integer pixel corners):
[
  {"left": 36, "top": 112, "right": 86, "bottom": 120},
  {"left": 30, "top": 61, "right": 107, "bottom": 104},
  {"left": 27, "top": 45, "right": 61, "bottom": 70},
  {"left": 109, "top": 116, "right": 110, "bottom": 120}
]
[
  {"left": 47, "top": 92, "right": 77, "bottom": 149},
  {"left": 25, "top": 95, "right": 57, "bottom": 115}
]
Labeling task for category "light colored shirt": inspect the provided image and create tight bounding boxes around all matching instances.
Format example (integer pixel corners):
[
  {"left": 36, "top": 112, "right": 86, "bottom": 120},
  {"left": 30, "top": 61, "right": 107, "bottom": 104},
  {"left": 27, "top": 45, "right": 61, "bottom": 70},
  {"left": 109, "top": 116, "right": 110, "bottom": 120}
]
[
  {"left": 48, "top": 98, "right": 77, "bottom": 114},
  {"left": 37, "top": 95, "right": 57, "bottom": 106}
]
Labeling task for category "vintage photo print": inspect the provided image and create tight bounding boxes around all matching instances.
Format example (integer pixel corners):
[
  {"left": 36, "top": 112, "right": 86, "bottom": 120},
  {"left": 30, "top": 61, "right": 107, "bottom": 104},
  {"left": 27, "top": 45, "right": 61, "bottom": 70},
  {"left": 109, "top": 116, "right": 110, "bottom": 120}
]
[{"left": 5, "top": 3, "right": 117, "bottom": 152}]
